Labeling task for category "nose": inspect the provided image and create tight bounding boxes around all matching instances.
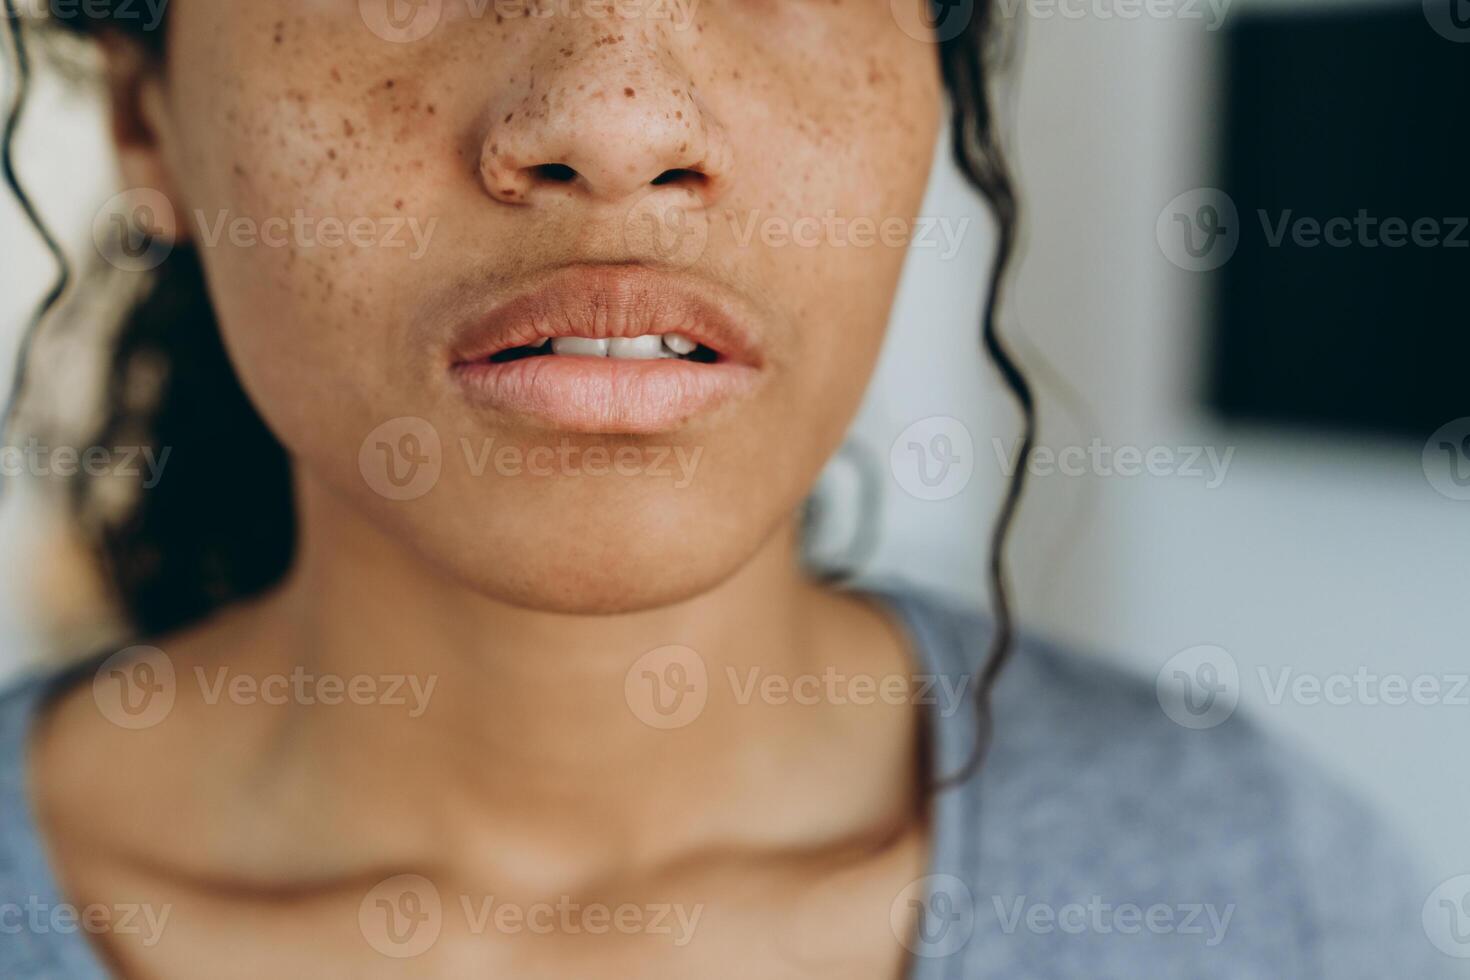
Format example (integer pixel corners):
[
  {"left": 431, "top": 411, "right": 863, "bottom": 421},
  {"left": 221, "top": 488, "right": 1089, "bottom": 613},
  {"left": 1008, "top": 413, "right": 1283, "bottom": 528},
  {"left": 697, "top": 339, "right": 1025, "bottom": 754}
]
[{"left": 477, "top": 29, "right": 732, "bottom": 209}]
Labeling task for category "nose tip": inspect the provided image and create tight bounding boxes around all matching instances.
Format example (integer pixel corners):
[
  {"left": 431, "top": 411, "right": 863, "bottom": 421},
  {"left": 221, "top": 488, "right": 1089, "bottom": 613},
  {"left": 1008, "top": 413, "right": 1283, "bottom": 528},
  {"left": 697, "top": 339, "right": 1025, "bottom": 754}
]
[{"left": 478, "top": 76, "right": 732, "bottom": 209}]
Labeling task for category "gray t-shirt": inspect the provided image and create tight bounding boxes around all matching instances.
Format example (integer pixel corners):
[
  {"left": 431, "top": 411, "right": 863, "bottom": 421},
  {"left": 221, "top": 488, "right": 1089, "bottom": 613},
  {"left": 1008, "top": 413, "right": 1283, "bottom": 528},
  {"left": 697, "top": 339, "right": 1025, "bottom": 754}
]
[{"left": 0, "top": 587, "right": 1458, "bottom": 978}]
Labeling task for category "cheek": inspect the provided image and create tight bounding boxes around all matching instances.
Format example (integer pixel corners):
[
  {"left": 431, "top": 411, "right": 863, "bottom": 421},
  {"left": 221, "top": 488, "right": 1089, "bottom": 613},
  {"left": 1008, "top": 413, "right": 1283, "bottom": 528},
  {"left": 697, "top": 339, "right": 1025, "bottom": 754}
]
[
  {"left": 712, "top": 37, "right": 941, "bottom": 436},
  {"left": 161, "top": 11, "right": 464, "bottom": 450}
]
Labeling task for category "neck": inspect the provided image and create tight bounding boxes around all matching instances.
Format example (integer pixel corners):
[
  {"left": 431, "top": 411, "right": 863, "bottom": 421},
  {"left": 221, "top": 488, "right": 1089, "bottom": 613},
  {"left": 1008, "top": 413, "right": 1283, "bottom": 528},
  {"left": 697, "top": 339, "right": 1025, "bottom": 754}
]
[{"left": 216, "top": 475, "right": 921, "bottom": 886}]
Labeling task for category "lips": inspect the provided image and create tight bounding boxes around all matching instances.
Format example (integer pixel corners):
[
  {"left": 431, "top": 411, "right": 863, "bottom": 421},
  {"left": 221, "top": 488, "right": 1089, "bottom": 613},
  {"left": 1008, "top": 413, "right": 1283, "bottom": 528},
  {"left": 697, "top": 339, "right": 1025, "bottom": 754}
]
[{"left": 448, "top": 266, "right": 764, "bottom": 433}]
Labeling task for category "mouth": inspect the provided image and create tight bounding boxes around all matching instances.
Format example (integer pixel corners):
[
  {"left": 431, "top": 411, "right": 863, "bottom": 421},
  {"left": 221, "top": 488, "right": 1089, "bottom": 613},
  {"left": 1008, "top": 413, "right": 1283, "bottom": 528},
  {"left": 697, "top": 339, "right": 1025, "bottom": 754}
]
[{"left": 448, "top": 266, "right": 764, "bottom": 434}]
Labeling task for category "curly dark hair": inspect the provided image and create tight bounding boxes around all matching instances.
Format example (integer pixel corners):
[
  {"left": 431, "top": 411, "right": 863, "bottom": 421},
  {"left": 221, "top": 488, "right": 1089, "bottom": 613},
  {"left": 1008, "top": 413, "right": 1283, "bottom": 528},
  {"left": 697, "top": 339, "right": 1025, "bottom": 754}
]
[{"left": 3, "top": 0, "right": 1034, "bottom": 780}]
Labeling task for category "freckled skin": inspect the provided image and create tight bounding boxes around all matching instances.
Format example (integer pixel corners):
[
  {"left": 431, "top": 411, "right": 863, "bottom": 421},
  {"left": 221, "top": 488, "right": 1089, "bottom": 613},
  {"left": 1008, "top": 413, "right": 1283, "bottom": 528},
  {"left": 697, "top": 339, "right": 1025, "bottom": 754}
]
[
  {"left": 36, "top": 4, "right": 953, "bottom": 977},
  {"left": 143, "top": 0, "right": 940, "bottom": 614}
]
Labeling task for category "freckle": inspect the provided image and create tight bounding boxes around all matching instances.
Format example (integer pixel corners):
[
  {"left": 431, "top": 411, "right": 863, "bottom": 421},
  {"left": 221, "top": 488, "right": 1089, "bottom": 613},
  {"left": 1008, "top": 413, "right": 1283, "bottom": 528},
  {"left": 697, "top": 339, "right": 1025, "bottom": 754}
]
[
  {"left": 504, "top": 112, "right": 514, "bottom": 123},
  {"left": 327, "top": 149, "right": 337, "bottom": 160},
  {"left": 427, "top": 104, "right": 436, "bottom": 114},
  {"left": 624, "top": 87, "right": 635, "bottom": 98},
  {"left": 395, "top": 199, "right": 404, "bottom": 210},
  {"left": 675, "top": 111, "right": 682, "bottom": 119},
  {"left": 233, "top": 164, "right": 246, "bottom": 177},
  {"left": 343, "top": 119, "right": 356, "bottom": 137},
  {"left": 490, "top": 143, "right": 499, "bottom": 154},
  {"left": 385, "top": 79, "right": 396, "bottom": 89},
  {"left": 330, "top": 67, "right": 342, "bottom": 83}
]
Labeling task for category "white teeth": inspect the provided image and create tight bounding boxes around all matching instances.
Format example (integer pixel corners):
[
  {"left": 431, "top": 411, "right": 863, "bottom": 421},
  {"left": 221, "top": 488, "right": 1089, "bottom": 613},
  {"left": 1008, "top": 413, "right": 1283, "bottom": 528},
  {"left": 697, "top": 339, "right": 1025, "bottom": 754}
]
[
  {"left": 607, "top": 335, "right": 665, "bottom": 360},
  {"left": 551, "top": 337, "right": 609, "bottom": 357},
  {"left": 662, "top": 333, "right": 697, "bottom": 355},
  {"left": 545, "top": 335, "right": 697, "bottom": 359}
]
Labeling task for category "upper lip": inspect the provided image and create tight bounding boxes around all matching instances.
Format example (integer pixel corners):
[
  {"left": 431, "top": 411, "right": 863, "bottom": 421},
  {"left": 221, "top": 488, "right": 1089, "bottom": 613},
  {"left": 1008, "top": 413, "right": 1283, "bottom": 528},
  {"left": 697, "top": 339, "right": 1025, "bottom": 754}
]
[{"left": 448, "top": 265, "right": 765, "bottom": 368}]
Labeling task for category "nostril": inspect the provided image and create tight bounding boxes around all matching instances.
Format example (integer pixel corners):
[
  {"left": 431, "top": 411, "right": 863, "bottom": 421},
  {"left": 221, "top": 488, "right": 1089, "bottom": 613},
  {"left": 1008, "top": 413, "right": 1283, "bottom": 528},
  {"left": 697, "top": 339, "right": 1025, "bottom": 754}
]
[
  {"left": 531, "top": 163, "right": 579, "bottom": 184},
  {"left": 650, "top": 168, "right": 707, "bottom": 188}
]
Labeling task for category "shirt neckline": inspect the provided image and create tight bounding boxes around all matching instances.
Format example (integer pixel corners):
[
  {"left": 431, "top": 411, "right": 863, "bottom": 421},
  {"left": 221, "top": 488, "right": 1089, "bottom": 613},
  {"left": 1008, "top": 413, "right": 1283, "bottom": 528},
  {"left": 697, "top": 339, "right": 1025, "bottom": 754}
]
[{"left": 0, "top": 587, "right": 982, "bottom": 979}]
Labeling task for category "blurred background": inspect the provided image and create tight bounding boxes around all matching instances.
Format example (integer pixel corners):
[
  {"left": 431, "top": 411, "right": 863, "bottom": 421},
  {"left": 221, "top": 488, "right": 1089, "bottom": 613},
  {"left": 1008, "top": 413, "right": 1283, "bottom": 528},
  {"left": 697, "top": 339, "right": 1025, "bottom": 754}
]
[{"left": 2, "top": 0, "right": 1467, "bottom": 934}]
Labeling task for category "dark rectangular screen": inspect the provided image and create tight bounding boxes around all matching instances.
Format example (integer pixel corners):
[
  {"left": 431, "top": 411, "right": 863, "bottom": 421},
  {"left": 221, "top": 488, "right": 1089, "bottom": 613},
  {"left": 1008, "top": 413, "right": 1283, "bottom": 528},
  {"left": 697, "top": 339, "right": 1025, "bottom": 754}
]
[{"left": 1208, "top": 2, "right": 1470, "bottom": 438}]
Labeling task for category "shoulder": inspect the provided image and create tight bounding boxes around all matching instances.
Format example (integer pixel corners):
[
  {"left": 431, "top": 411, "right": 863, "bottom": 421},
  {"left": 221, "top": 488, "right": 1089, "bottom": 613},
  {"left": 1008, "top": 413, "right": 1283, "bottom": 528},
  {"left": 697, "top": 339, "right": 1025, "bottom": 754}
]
[
  {"left": 882, "top": 586, "right": 1456, "bottom": 978},
  {"left": 0, "top": 661, "right": 112, "bottom": 979}
]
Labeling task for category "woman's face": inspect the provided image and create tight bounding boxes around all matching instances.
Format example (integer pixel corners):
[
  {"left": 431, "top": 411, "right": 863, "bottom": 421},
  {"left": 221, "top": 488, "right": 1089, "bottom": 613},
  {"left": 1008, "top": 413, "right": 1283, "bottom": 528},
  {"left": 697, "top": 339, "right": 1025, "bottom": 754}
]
[{"left": 135, "top": 0, "right": 941, "bottom": 612}]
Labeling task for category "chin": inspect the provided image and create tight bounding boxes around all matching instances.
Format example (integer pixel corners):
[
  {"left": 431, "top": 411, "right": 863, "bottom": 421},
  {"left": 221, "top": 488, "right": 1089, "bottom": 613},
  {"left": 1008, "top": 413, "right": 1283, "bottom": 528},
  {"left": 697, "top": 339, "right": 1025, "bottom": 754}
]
[
  {"left": 463, "top": 530, "right": 768, "bottom": 616},
  {"left": 387, "top": 490, "right": 783, "bottom": 617}
]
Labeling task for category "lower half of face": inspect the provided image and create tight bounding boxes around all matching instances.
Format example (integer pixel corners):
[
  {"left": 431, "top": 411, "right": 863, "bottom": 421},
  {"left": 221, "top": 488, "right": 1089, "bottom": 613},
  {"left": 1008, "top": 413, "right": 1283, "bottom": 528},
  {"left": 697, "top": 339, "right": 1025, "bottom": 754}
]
[{"left": 158, "top": 0, "right": 942, "bottom": 612}]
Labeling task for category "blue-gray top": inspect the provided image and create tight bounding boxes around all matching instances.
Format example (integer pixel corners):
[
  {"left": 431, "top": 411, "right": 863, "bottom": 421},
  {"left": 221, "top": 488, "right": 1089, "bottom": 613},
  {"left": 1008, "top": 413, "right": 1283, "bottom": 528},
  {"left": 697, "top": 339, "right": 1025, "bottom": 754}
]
[{"left": 0, "top": 587, "right": 1458, "bottom": 978}]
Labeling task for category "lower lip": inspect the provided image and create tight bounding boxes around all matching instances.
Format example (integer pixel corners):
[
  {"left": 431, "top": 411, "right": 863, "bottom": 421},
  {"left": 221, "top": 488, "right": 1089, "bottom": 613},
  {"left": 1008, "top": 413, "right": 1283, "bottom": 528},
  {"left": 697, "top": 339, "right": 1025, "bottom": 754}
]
[{"left": 451, "top": 355, "right": 761, "bottom": 433}]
